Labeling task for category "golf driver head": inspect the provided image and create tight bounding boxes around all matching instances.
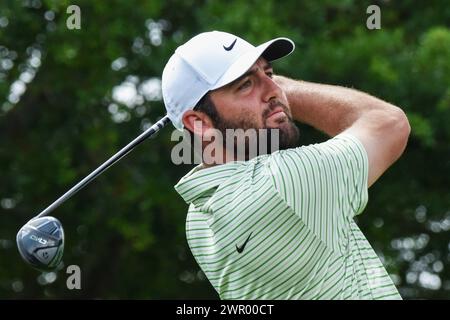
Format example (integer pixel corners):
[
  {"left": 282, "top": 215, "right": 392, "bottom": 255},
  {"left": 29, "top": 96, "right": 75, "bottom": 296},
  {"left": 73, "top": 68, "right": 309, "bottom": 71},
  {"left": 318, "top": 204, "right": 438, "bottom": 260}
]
[{"left": 16, "top": 216, "right": 64, "bottom": 271}]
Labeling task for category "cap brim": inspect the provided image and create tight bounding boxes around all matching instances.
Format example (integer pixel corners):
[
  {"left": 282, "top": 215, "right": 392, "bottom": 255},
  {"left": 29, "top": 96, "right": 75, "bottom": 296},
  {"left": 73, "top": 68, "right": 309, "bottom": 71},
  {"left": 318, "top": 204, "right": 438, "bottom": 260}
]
[
  {"left": 212, "top": 37, "right": 294, "bottom": 90},
  {"left": 260, "top": 37, "right": 295, "bottom": 62}
]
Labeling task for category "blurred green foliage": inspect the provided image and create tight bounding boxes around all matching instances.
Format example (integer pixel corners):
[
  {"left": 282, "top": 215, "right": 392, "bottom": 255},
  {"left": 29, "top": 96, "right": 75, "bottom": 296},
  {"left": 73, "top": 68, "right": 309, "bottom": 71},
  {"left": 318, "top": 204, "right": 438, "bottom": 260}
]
[{"left": 0, "top": 0, "right": 449, "bottom": 299}]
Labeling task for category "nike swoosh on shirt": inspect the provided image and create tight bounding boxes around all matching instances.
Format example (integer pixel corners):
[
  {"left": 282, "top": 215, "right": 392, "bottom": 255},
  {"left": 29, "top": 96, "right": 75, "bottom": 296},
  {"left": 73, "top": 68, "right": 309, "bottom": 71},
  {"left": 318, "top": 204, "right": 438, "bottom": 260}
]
[
  {"left": 236, "top": 232, "right": 253, "bottom": 253},
  {"left": 223, "top": 38, "right": 237, "bottom": 51}
]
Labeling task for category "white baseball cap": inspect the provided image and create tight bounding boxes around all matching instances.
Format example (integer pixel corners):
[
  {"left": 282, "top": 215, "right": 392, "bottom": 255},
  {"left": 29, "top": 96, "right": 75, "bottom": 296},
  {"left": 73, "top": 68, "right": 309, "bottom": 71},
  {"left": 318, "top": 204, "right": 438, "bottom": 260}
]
[{"left": 161, "top": 31, "right": 295, "bottom": 130}]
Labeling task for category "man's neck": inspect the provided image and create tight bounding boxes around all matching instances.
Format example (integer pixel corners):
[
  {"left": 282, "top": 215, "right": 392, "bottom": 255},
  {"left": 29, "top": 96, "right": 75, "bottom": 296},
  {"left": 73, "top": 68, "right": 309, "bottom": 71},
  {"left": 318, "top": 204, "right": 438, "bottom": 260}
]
[{"left": 201, "top": 147, "right": 249, "bottom": 167}]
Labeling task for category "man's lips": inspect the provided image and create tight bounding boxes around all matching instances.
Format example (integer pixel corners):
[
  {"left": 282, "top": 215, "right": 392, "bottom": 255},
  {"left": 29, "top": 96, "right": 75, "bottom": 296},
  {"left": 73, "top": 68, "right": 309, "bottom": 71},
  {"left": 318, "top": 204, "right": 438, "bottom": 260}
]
[
  {"left": 266, "top": 107, "right": 288, "bottom": 123},
  {"left": 267, "top": 107, "right": 285, "bottom": 118}
]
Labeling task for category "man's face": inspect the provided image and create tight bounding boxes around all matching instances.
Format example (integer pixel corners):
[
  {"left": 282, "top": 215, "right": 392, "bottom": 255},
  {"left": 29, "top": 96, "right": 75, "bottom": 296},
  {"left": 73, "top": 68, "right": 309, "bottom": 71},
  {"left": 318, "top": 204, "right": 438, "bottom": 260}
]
[{"left": 209, "top": 57, "right": 299, "bottom": 150}]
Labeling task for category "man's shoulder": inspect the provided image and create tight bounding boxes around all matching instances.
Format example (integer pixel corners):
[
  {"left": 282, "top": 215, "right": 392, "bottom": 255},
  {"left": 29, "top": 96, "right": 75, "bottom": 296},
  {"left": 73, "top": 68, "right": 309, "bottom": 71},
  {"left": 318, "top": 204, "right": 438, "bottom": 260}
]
[
  {"left": 261, "top": 132, "right": 368, "bottom": 189},
  {"left": 277, "top": 132, "right": 363, "bottom": 154},
  {"left": 267, "top": 132, "right": 366, "bottom": 164}
]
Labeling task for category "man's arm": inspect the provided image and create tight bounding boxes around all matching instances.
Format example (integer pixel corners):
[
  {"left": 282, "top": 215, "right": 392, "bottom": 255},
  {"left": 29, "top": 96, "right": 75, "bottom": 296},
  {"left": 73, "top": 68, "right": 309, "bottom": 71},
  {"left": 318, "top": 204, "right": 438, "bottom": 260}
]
[{"left": 274, "top": 75, "right": 411, "bottom": 188}]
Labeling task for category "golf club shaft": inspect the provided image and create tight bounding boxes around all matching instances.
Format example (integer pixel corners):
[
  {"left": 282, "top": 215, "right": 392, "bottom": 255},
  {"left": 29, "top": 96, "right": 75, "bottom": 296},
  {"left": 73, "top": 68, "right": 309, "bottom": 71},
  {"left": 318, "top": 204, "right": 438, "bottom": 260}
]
[{"left": 34, "top": 115, "right": 171, "bottom": 219}]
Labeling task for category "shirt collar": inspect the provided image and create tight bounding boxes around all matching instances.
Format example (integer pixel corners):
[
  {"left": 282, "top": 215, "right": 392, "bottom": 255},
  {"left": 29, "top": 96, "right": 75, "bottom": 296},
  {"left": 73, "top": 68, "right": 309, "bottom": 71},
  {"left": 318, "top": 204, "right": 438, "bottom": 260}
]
[{"left": 175, "top": 162, "right": 243, "bottom": 204}]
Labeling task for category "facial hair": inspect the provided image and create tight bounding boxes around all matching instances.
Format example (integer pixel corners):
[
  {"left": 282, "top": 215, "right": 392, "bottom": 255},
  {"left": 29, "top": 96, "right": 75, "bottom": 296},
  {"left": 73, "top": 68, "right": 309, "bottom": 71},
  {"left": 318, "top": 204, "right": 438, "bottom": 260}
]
[{"left": 212, "top": 100, "right": 300, "bottom": 160}]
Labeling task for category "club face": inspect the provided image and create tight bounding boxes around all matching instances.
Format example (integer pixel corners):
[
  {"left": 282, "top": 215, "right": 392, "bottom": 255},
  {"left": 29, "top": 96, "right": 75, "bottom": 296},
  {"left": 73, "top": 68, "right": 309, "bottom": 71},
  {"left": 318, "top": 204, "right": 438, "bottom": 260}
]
[{"left": 16, "top": 216, "right": 64, "bottom": 271}]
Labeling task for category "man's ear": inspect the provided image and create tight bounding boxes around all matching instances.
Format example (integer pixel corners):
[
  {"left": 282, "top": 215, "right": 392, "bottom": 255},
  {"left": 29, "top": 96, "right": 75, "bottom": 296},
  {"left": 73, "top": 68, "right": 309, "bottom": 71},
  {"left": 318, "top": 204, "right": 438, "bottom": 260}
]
[{"left": 182, "top": 110, "right": 214, "bottom": 135}]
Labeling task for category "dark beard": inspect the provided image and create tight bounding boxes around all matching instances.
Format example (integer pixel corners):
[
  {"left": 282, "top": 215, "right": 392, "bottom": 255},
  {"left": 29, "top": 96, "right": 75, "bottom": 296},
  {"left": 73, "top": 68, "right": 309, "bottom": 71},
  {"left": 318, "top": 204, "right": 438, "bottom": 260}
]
[{"left": 211, "top": 103, "right": 300, "bottom": 160}]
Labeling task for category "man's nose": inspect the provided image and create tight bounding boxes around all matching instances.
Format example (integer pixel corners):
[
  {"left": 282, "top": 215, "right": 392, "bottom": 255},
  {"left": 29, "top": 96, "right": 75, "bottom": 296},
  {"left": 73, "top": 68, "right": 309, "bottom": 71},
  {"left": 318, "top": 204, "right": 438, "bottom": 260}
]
[{"left": 261, "top": 75, "right": 283, "bottom": 103}]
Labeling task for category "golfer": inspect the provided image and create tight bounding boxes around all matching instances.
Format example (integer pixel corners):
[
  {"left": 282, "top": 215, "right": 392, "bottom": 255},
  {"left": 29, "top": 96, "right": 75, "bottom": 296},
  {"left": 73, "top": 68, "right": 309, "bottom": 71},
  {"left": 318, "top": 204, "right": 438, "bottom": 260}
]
[{"left": 162, "top": 31, "right": 410, "bottom": 299}]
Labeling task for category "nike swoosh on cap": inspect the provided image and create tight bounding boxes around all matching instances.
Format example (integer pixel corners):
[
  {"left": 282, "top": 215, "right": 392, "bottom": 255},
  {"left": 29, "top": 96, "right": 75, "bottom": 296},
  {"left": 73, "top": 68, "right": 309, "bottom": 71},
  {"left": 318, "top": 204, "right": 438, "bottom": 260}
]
[{"left": 223, "top": 38, "right": 237, "bottom": 51}]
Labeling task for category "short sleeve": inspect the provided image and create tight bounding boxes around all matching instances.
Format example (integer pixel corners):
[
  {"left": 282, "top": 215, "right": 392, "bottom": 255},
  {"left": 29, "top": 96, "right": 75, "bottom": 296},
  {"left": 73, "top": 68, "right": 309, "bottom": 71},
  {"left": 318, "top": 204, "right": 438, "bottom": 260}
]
[{"left": 264, "top": 133, "right": 369, "bottom": 252}]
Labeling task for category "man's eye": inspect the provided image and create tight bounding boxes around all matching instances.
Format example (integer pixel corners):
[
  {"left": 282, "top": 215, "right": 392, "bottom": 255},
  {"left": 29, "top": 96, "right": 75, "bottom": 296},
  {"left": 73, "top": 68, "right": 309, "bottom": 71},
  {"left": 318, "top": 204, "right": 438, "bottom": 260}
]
[
  {"left": 238, "top": 80, "right": 251, "bottom": 90},
  {"left": 266, "top": 71, "right": 274, "bottom": 78}
]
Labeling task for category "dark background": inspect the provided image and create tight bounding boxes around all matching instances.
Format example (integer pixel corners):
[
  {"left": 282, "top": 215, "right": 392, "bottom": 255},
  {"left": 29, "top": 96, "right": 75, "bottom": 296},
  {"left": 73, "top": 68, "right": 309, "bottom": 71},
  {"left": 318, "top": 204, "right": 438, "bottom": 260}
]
[{"left": 0, "top": 0, "right": 449, "bottom": 299}]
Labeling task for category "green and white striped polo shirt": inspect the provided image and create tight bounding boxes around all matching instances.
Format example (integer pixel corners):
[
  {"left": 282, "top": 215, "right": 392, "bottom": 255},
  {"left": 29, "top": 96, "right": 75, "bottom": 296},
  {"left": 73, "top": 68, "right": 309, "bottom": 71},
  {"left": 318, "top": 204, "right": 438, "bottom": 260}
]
[{"left": 175, "top": 133, "right": 401, "bottom": 300}]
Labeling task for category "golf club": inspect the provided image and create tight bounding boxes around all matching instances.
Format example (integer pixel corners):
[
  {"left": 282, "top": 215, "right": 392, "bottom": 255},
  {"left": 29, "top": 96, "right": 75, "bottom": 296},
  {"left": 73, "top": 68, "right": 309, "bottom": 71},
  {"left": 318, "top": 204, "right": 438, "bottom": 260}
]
[{"left": 17, "top": 115, "right": 171, "bottom": 271}]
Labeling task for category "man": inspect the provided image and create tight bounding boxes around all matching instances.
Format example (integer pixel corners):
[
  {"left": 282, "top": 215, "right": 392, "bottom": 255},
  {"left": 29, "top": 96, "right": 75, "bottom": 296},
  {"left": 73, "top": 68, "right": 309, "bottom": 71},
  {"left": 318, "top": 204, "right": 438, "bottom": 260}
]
[{"left": 162, "top": 31, "right": 410, "bottom": 299}]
